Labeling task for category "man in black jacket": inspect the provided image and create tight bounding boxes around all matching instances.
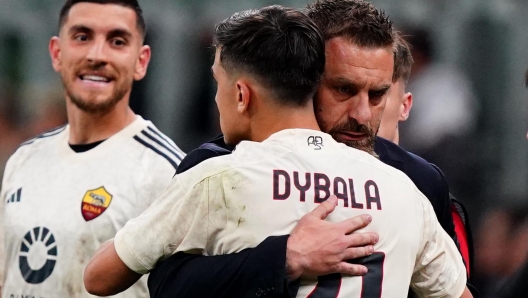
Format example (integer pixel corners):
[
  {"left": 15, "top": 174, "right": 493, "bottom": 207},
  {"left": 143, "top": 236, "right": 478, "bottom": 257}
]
[{"left": 148, "top": 1, "right": 473, "bottom": 297}]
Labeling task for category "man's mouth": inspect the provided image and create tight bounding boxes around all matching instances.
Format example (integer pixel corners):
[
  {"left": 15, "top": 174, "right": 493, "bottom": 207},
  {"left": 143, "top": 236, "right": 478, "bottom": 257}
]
[
  {"left": 79, "top": 75, "right": 111, "bottom": 83},
  {"left": 337, "top": 131, "right": 367, "bottom": 141}
]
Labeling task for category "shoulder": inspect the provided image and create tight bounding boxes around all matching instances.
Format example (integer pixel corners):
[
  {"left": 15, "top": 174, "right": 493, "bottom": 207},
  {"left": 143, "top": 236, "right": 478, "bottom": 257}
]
[
  {"left": 16, "top": 125, "right": 67, "bottom": 152},
  {"left": 375, "top": 137, "right": 452, "bottom": 232},
  {"left": 375, "top": 137, "right": 447, "bottom": 192},
  {"left": 126, "top": 121, "right": 185, "bottom": 173},
  {"left": 9, "top": 125, "right": 67, "bottom": 164},
  {"left": 175, "top": 137, "right": 282, "bottom": 187},
  {"left": 2, "top": 125, "right": 67, "bottom": 188},
  {"left": 174, "top": 150, "right": 241, "bottom": 192},
  {"left": 177, "top": 135, "right": 233, "bottom": 174}
]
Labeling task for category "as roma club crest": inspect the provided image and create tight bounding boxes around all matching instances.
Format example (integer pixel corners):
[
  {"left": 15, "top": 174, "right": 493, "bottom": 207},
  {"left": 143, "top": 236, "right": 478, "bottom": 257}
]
[{"left": 81, "top": 186, "right": 113, "bottom": 221}]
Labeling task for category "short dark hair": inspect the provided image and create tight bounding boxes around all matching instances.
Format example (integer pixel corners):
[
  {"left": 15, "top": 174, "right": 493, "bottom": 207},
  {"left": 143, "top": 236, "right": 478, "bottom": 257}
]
[
  {"left": 307, "top": 0, "right": 394, "bottom": 48},
  {"left": 393, "top": 32, "right": 414, "bottom": 84},
  {"left": 213, "top": 5, "right": 325, "bottom": 106},
  {"left": 59, "top": 0, "right": 146, "bottom": 38}
]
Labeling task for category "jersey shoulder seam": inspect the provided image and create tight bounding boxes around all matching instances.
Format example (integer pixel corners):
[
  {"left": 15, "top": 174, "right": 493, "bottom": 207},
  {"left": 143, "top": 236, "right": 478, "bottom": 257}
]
[
  {"left": 131, "top": 125, "right": 184, "bottom": 171},
  {"left": 16, "top": 125, "right": 67, "bottom": 150}
]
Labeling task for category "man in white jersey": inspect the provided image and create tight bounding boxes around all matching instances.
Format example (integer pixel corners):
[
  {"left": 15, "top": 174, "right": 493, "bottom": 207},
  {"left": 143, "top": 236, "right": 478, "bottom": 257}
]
[
  {"left": 0, "top": 0, "right": 185, "bottom": 297},
  {"left": 85, "top": 5, "right": 473, "bottom": 298}
]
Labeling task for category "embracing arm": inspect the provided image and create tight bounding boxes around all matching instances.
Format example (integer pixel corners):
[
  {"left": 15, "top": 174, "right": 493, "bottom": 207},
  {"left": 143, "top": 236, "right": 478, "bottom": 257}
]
[
  {"left": 84, "top": 175, "right": 209, "bottom": 295},
  {"left": 149, "top": 236, "right": 291, "bottom": 298},
  {"left": 149, "top": 196, "right": 379, "bottom": 298},
  {"left": 84, "top": 240, "right": 142, "bottom": 295}
]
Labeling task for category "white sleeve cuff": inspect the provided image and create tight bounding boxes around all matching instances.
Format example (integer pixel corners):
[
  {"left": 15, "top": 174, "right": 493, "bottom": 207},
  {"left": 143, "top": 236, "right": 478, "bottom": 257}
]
[{"left": 113, "top": 230, "right": 150, "bottom": 275}]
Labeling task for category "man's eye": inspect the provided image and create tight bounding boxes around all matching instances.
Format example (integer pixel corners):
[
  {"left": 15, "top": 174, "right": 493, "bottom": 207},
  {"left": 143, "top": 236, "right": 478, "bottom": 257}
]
[
  {"left": 338, "top": 86, "right": 349, "bottom": 94},
  {"left": 371, "top": 91, "right": 384, "bottom": 98},
  {"left": 74, "top": 34, "right": 88, "bottom": 41},
  {"left": 112, "top": 39, "right": 126, "bottom": 46}
]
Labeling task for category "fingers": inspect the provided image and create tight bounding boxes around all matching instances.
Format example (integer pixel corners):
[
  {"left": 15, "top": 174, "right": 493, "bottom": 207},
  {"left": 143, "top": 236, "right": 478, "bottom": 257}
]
[
  {"left": 309, "top": 195, "right": 338, "bottom": 219},
  {"left": 341, "top": 245, "right": 375, "bottom": 261},
  {"left": 340, "top": 233, "right": 379, "bottom": 260},
  {"left": 345, "top": 232, "right": 378, "bottom": 247},
  {"left": 338, "top": 214, "right": 372, "bottom": 234},
  {"left": 333, "top": 262, "right": 368, "bottom": 276}
]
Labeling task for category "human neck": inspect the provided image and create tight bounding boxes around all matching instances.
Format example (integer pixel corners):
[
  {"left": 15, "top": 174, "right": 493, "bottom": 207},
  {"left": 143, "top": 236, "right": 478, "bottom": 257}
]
[
  {"left": 66, "top": 98, "right": 136, "bottom": 145},
  {"left": 391, "top": 129, "right": 400, "bottom": 145},
  {"left": 248, "top": 101, "right": 321, "bottom": 142}
]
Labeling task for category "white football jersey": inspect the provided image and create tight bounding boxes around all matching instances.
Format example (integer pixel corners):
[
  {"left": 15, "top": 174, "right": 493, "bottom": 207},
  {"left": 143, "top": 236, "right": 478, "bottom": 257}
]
[
  {"left": 115, "top": 129, "right": 466, "bottom": 298},
  {"left": 0, "top": 116, "right": 184, "bottom": 298}
]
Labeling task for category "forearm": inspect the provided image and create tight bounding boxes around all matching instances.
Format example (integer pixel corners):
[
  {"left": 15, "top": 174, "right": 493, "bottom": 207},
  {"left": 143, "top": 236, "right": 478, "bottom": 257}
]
[
  {"left": 149, "top": 197, "right": 377, "bottom": 298},
  {"left": 84, "top": 240, "right": 142, "bottom": 296},
  {"left": 149, "top": 236, "right": 291, "bottom": 298}
]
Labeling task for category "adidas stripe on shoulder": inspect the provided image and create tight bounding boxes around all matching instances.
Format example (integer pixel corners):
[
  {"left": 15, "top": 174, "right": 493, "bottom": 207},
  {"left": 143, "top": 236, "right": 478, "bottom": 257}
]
[{"left": 133, "top": 126, "right": 184, "bottom": 170}]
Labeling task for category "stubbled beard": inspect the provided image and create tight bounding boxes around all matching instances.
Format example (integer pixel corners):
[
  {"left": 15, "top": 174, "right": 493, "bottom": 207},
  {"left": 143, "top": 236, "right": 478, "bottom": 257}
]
[
  {"left": 319, "top": 116, "right": 379, "bottom": 155},
  {"left": 61, "top": 68, "right": 128, "bottom": 114}
]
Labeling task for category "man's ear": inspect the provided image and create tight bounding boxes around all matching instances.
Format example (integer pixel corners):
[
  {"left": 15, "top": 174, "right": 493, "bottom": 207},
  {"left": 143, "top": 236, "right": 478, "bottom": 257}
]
[
  {"left": 236, "top": 80, "right": 251, "bottom": 114},
  {"left": 133, "top": 45, "right": 151, "bottom": 81},
  {"left": 399, "top": 92, "right": 413, "bottom": 121},
  {"left": 49, "top": 36, "right": 62, "bottom": 72}
]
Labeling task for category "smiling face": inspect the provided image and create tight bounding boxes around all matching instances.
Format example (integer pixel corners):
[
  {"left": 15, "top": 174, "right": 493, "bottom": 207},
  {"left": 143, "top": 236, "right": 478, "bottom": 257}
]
[
  {"left": 49, "top": 2, "right": 150, "bottom": 114},
  {"left": 314, "top": 37, "right": 394, "bottom": 154}
]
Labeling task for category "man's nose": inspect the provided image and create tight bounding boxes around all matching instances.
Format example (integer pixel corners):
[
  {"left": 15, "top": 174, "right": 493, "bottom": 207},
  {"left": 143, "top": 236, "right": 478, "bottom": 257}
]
[
  {"left": 347, "top": 95, "right": 372, "bottom": 125},
  {"left": 86, "top": 38, "right": 108, "bottom": 65}
]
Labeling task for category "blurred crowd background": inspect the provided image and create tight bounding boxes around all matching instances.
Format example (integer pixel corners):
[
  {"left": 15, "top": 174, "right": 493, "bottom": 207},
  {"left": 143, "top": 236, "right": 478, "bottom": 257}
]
[{"left": 1, "top": 0, "right": 528, "bottom": 296}]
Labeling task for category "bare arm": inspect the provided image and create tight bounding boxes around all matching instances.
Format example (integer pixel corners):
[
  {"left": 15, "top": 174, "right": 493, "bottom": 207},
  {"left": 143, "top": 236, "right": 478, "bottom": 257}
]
[
  {"left": 84, "top": 240, "right": 141, "bottom": 296},
  {"left": 84, "top": 173, "right": 209, "bottom": 294}
]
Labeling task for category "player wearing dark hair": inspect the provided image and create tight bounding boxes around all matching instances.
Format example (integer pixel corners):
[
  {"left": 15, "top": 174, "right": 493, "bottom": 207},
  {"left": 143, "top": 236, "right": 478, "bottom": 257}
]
[
  {"left": 58, "top": 0, "right": 147, "bottom": 38},
  {"left": 307, "top": 0, "right": 393, "bottom": 156},
  {"left": 144, "top": 1, "right": 476, "bottom": 298},
  {"left": 85, "top": 4, "right": 470, "bottom": 298},
  {"left": 0, "top": 1, "right": 184, "bottom": 297}
]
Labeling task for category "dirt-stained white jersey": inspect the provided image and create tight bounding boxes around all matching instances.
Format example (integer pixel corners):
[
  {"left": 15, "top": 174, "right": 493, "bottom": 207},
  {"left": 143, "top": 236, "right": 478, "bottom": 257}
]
[
  {"left": 115, "top": 129, "right": 466, "bottom": 298},
  {"left": 0, "top": 116, "right": 184, "bottom": 298}
]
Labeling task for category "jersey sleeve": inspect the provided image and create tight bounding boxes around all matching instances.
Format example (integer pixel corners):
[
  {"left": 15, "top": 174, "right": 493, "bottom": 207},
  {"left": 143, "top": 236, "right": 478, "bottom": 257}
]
[
  {"left": 148, "top": 236, "right": 291, "bottom": 298},
  {"left": 410, "top": 193, "right": 467, "bottom": 298},
  {"left": 114, "top": 174, "right": 210, "bottom": 274}
]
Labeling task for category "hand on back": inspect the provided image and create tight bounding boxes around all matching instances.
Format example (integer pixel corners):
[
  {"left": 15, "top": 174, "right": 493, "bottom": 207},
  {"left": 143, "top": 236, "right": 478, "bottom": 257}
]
[{"left": 286, "top": 195, "right": 379, "bottom": 279}]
